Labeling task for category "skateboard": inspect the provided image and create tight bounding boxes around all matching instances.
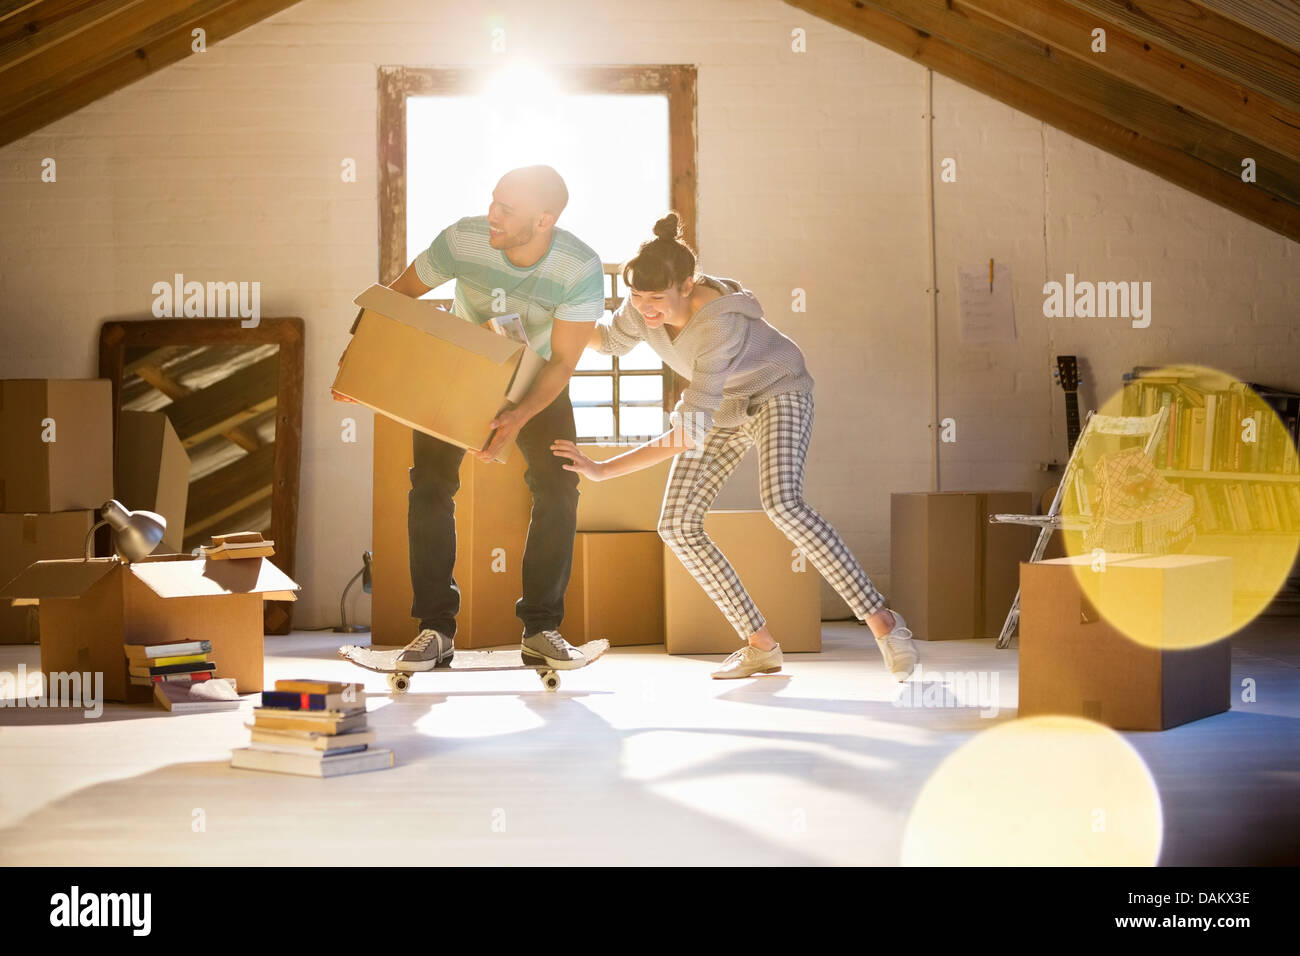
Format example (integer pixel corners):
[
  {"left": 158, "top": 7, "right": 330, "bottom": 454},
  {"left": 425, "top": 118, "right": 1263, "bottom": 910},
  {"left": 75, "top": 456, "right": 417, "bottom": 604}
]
[{"left": 337, "top": 639, "right": 610, "bottom": 694}]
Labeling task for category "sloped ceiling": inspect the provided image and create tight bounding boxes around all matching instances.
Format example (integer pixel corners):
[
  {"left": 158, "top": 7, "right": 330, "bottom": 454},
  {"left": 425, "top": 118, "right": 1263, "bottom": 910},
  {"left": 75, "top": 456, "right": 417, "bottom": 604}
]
[
  {"left": 786, "top": 0, "right": 1300, "bottom": 242},
  {"left": 0, "top": 0, "right": 302, "bottom": 147}
]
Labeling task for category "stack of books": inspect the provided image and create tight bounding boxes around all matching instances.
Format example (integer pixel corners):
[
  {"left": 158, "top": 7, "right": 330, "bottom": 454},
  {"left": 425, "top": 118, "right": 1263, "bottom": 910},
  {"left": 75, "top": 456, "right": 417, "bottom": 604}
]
[
  {"left": 231, "top": 679, "right": 393, "bottom": 777},
  {"left": 125, "top": 640, "right": 217, "bottom": 688}
]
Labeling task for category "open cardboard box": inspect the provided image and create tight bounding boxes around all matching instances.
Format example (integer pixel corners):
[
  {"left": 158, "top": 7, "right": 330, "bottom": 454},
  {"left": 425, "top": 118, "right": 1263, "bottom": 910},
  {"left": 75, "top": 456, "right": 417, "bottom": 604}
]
[
  {"left": 333, "top": 284, "right": 547, "bottom": 463},
  {"left": 0, "top": 378, "right": 113, "bottom": 512},
  {"left": 115, "top": 411, "right": 190, "bottom": 555},
  {"left": 1, "top": 553, "right": 299, "bottom": 702}
]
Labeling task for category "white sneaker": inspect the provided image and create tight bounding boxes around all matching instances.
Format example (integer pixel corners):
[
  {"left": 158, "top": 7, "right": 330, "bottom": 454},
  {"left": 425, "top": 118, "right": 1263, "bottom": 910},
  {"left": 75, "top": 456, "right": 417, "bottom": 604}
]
[
  {"left": 875, "top": 609, "right": 918, "bottom": 681},
  {"left": 711, "top": 643, "right": 783, "bottom": 679}
]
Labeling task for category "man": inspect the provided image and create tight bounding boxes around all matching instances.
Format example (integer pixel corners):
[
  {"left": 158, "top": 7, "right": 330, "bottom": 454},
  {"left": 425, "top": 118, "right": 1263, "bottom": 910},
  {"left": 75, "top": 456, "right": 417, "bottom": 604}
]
[{"left": 384, "top": 165, "right": 602, "bottom": 671}]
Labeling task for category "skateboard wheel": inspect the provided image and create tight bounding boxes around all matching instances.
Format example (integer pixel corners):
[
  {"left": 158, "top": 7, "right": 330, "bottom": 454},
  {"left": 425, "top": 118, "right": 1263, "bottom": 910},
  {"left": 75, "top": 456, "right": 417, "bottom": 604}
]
[
  {"left": 541, "top": 670, "right": 560, "bottom": 692},
  {"left": 388, "top": 672, "right": 411, "bottom": 694}
]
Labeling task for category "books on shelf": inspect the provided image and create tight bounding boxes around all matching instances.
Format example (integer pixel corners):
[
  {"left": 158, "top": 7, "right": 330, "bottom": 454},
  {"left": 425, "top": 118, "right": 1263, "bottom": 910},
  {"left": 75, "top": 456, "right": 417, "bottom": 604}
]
[
  {"left": 1122, "top": 369, "right": 1300, "bottom": 476},
  {"left": 231, "top": 679, "right": 391, "bottom": 777}
]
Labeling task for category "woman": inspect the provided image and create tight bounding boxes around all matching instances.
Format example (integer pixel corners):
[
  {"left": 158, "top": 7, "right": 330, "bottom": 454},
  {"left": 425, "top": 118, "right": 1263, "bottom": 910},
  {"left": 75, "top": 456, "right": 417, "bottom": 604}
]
[{"left": 551, "top": 213, "right": 918, "bottom": 681}]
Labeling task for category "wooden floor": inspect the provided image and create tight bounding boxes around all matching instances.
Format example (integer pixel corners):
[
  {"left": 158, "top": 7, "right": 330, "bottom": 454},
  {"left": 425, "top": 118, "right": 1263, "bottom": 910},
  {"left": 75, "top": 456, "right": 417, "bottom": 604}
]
[{"left": 0, "top": 620, "right": 1297, "bottom": 866}]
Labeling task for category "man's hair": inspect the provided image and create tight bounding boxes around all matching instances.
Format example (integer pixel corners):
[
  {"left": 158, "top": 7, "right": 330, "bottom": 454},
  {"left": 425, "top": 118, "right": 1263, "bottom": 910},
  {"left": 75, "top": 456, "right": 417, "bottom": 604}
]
[{"left": 505, "top": 165, "right": 569, "bottom": 219}]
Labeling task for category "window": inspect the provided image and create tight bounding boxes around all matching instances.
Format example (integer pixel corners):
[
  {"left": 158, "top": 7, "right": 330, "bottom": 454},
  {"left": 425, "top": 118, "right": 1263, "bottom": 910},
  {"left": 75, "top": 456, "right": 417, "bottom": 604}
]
[{"left": 379, "top": 65, "right": 698, "bottom": 441}]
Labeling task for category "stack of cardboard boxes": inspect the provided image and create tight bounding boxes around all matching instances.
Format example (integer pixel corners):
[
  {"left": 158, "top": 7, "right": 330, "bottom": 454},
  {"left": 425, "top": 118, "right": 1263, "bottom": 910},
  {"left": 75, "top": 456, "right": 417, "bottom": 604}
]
[
  {"left": 348, "top": 286, "right": 822, "bottom": 654},
  {"left": 0, "top": 379, "right": 113, "bottom": 646},
  {"left": 1, "top": 378, "right": 300, "bottom": 703}
]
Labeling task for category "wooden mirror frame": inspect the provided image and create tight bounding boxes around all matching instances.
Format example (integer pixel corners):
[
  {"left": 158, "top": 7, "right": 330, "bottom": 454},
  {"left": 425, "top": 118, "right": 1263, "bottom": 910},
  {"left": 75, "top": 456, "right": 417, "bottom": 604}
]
[{"left": 98, "top": 317, "right": 305, "bottom": 635}]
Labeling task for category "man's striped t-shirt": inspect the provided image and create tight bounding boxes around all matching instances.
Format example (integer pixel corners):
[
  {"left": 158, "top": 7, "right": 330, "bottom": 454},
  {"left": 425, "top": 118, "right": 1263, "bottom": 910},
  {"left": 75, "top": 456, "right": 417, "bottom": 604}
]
[{"left": 413, "top": 216, "right": 605, "bottom": 360}]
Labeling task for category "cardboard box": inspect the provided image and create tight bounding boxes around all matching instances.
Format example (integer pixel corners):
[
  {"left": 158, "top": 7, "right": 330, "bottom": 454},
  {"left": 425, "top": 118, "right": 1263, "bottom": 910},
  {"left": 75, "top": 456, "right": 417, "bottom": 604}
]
[
  {"left": 334, "top": 285, "right": 547, "bottom": 463},
  {"left": 372, "top": 415, "right": 532, "bottom": 649},
  {"left": 115, "top": 411, "right": 190, "bottom": 555},
  {"left": 565, "top": 532, "right": 664, "bottom": 646},
  {"left": 664, "top": 510, "right": 820, "bottom": 654},
  {"left": 890, "top": 491, "right": 1036, "bottom": 641},
  {"left": 0, "top": 379, "right": 113, "bottom": 512},
  {"left": 1019, "top": 554, "right": 1233, "bottom": 730},
  {"left": 0, "top": 511, "right": 96, "bottom": 644},
  {"left": 576, "top": 444, "right": 672, "bottom": 532},
  {"left": 0, "top": 554, "right": 299, "bottom": 701}
]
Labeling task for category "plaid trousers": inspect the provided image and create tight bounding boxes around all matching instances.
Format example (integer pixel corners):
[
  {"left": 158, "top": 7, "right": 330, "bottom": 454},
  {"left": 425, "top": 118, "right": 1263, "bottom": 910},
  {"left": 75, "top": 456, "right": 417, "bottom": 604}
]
[{"left": 658, "top": 390, "right": 886, "bottom": 640}]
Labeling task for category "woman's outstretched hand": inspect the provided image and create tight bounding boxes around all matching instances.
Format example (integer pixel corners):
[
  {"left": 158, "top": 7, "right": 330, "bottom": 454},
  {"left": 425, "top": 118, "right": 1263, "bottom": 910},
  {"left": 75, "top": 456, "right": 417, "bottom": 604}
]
[{"left": 551, "top": 440, "right": 604, "bottom": 480}]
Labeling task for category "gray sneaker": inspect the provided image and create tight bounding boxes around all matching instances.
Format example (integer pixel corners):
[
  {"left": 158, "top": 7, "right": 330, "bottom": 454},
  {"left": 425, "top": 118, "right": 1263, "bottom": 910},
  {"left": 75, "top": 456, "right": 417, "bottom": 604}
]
[
  {"left": 395, "top": 628, "right": 454, "bottom": 671},
  {"left": 520, "top": 629, "right": 586, "bottom": 670}
]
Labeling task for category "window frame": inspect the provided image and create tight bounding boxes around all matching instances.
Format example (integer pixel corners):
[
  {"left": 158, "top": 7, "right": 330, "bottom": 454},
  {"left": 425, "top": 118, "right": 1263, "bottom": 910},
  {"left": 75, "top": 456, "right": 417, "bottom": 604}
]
[{"left": 376, "top": 64, "right": 698, "bottom": 423}]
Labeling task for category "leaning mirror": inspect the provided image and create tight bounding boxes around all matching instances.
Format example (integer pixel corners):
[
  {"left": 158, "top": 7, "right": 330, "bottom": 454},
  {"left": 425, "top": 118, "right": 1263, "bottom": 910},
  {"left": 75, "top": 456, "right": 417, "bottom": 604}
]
[{"left": 98, "top": 317, "right": 304, "bottom": 634}]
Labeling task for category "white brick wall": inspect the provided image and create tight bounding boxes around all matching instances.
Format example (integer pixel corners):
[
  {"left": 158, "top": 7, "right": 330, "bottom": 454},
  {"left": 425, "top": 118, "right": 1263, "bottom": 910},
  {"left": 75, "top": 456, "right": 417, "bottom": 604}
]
[{"left": 1, "top": 0, "right": 1296, "bottom": 627}]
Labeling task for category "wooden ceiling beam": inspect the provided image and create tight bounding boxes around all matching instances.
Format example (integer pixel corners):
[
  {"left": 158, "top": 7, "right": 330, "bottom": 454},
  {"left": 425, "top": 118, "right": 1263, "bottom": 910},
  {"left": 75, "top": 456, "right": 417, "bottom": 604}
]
[
  {"left": 1183, "top": 0, "right": 1300, "bottom": 56},
  {"left": 807, "top": 0, "right": 1300, "bottom": 207},
  {"left": 0, "top": 0, "right": 154, "bottom": 76},
  {"left": 785, "top": 0, "right": 1300, "bottom": 241},
  {"left": 1062, "top": 0, "right": 1300, "bottom": 114},
  {"left": 0, "top": 0, "right": 300, "bottom": 147},
  {"left": 958, "top": 0, "right": 1300, "bottom": 163},
  {"left": 0, "top": 0, "right": 239, "bottom": 114}
]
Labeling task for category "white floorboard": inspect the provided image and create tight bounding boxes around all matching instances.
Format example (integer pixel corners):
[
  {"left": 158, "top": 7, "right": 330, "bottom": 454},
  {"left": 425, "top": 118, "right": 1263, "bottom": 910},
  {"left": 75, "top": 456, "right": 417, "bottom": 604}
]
[{"left": 1, "top": 620, "right": 1296, "bottom": 866}]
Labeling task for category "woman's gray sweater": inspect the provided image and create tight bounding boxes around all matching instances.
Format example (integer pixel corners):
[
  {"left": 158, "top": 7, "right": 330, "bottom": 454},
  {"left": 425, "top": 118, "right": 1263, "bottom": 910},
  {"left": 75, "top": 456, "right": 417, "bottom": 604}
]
[{"left": 598, "top": 275, "right": 815, "bottom": 442}]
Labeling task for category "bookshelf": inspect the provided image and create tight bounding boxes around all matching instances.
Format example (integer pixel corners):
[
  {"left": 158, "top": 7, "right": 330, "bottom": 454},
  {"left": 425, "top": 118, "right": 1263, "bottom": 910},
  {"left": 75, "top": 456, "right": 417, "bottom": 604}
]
[{"left": 1122, "top": 368, "right": 1300, "bottom": 615}]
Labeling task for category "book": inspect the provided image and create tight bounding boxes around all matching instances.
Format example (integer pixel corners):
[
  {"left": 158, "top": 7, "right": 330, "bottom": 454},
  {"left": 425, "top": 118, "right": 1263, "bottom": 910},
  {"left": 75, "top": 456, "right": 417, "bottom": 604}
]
[
  {"left": 129, "top": 660, "right": 216, "bottom": 678},
  {"left": 485, "top": 312, "right": 529, "bottom": 346},
  {"left": 202, "top": 531, "right": 275, "bottom": 560},
  {"left": 1187, "top": 406, "right": 1207, "bottom": 471},
  {"left": 247, "top": 726, "right": 378, "bottom": 751},
  {"left": 274, "top": 679, "right": 362, "bottom": 695},
  {"left": 260, "top": 689, "right": 366, "bottom": 713},
  {"left": 246, "top": 741, "right": 369, "bottom": 757},
  {"left": 155, "top": 678, "right": 241, "bottom": 712},
  {"left": 1202, "top": 394, "right": 1217, "bottom": 471},
  {"left": 230, "top": 747, "right": 394, "bottom": 778},
  {"left": 130, "top": 671, "right": 213, "bottom": 687},
  {"left": 146, "top": 654, "right": 209, "bottom": 668},
  {"left": 251, "top": 711, "right": 368, "bottom": 735},
  {"left": 124, "top": 640, "right": 213, "bottom": 660}
]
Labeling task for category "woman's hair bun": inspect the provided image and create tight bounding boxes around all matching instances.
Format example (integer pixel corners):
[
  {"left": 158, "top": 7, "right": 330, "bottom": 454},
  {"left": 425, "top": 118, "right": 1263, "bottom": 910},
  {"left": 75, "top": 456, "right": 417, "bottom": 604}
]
[{"left": 652, "top": 213, "right": 681, "bottom": 241}]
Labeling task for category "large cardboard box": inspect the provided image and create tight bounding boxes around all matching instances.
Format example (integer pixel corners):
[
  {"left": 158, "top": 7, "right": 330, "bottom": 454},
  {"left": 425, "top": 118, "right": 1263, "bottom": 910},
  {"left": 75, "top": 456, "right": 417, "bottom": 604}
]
[
  {"left": 576, "top": 444, "right": 672, "bottom": 532},
  {"left": 664, "top": 510, "right": 821, "bottom": 654},
  {"left": 890, "top": 491, "right": 1036, "bottom": 641},
  {"left": 1, "top": 554, "right": 299, "bottom": 702},
  {"left": 0, "top": 379, "right": 113, "bottom": 512},
  {"left": 334, "top": 284, "right": 547, "bottom": 463},
  {"left": 372, "top": 415, "right": 532, "bottom": 649},
  {"left": 565, "top": 532, "right": 664, "bottom": 646},
  {"left": 0, "top": 511, "right": 96, "bottom": 644},
  {"left": 1019, "top": 554, "right": 1233, "bottom": 730},
  {"left": 115, "top": 410, "right": 190, "bottom": 555}
]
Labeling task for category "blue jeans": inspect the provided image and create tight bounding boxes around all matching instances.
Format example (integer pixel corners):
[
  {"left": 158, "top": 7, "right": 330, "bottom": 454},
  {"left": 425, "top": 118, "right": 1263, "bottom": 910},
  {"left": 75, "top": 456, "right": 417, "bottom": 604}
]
[{"left": 407, "top": 389, "right": 580, "bottom": 638}]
